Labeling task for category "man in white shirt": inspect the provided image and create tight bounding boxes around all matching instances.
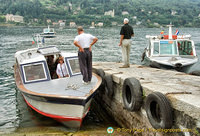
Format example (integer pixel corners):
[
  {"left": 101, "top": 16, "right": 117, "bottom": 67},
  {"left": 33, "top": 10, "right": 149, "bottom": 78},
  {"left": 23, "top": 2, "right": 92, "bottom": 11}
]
[{"left": 74, "top": 26, "right": 98, "bottom": 84}]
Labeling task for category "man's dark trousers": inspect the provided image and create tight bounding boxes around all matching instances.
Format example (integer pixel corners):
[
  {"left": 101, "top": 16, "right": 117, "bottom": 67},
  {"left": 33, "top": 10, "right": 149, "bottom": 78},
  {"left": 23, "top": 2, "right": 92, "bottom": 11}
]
[{"left": 78, "top": 48, "right": 92, "bottom": 82}]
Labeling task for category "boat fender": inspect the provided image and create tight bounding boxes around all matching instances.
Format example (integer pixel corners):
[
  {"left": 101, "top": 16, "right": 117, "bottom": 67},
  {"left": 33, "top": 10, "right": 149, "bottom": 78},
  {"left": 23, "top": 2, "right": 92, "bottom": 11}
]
[
  {"left": 104, "top": 75, "right": 114, "bottom": 98},
  {"left": 96, "top": 69, "right": 105, "bottom": 86},
  {"left": 141, "top": 51, "right": 146, "bottom": 62},
  {"left": 189, "top": 70, "right": 200, "bottom": 76},
  {"left": 174, "top": 63, "right": 182, "bottom": 71},
  {"left": 149, "top": 61, "right": 160, "bottom": 69},
  {"left": 122, "top": 77, "right": 143, "bottom": 111},
  {"left": 145, "top": 92, "right": 173, "bottom": 129}
]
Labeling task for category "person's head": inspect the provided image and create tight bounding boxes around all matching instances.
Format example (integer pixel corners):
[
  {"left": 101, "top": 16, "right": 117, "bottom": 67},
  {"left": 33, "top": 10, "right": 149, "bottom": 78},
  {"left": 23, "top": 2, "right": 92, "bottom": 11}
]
[
  {"left": 77, "top": 26, "right": 84, "bottom": 34},
  {"left": 58, "top": 56, "right": 64, "bottom": 64},
  {"left": 124, "top": 18, "right": 129, "bottom": 24}
]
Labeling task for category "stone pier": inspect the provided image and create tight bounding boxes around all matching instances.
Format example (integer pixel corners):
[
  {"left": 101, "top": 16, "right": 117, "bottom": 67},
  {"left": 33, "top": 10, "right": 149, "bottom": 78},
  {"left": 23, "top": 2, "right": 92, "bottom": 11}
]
[{"left": 92, "top": 62, "right": 200, "bottom": 136}]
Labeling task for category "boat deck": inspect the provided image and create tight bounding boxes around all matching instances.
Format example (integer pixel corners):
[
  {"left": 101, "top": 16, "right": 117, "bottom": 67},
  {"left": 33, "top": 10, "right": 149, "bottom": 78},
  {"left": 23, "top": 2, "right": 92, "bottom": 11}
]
[{"left": 24, "top": 75, "right": 98, "bottom": 98}]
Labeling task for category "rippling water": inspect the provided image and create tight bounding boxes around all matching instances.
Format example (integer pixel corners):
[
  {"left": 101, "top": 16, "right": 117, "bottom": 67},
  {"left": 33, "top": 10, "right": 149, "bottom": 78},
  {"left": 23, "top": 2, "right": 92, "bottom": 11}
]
[{"left": 0, "top": 26, "right": 200, "bottom": 134}]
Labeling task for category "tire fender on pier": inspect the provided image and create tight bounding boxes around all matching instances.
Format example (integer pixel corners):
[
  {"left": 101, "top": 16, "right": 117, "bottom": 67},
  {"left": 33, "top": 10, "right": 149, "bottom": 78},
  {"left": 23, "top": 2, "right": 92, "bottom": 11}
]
[
  {"left": 96, "top": 69, "right": 105, "bottom": 86},
  {"left": 104, "top": 74, "right": 114, "bottom": 98},
  {"left": 122, "top": 77, "right": 143, "bottom": 111},
  {"left": 145, "top": 92, "right": 173, "bottom": 129}
]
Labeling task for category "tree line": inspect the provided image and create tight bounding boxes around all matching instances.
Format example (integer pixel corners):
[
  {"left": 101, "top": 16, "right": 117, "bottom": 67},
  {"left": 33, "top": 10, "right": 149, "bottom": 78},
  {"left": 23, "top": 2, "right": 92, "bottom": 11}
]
[{"left": 0, "top": 0, "right": 200, "bottom": 27}]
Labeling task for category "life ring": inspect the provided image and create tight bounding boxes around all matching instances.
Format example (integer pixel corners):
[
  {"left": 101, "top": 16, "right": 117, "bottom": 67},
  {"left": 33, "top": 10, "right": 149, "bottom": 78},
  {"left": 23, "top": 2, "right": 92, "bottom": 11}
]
[
  {"left": 104, "top": 75, "right": 114, "bottom": 98},
  {"left": 122, "top": 77, "right": 143, "bottom": 111},
  {"left": 145, "top": 92, "right": 173, "bottom": 129}
]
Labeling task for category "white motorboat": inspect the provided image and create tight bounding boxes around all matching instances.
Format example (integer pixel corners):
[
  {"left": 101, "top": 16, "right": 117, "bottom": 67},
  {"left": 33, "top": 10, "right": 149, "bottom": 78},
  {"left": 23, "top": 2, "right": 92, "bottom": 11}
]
[
  {"left": 143, "top": 24, "right": 198, "bottom": 70},
  {"left": 40, "top": 25, "right": 56, "bottom": 38},
  {"left": 14, "top": 41, "right": 102, "bottom": 128}
]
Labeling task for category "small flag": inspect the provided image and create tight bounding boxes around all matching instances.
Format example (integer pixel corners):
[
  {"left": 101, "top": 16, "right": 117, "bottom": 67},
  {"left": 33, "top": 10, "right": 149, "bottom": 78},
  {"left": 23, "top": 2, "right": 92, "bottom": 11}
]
[
  {"left": 32, "top": 37, "right": 36, "bottom": 45},
  {"left": 107, "top": 127, "right": 114, "bottom": 134},
  {"left": 175, "top": 29, "right": 179, "bottom": 35},
  {"left": 160, "top": 30, "right": 164, "bottom": 34}
]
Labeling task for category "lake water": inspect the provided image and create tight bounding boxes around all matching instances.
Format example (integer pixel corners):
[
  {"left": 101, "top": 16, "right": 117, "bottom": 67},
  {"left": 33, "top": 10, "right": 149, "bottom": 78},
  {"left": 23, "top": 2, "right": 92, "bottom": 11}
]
[{"left": 0, "top": 26, "right": 200, "bottom": 134}]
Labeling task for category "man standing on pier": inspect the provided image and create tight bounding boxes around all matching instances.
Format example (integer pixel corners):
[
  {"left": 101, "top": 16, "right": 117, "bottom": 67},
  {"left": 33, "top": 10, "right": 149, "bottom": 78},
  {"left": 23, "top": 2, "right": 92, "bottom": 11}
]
[
  {"left": 119, "top": 18, "right": 134, "bottom": 68},
  {"left": 74, "top": 26, "right": 98, "bottom": 84}
]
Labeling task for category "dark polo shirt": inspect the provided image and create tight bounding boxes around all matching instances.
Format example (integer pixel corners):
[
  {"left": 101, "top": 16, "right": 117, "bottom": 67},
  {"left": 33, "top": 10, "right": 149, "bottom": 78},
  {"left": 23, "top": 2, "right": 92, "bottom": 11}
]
[{"left": 120, "top": 24, "right": 134, "bottom": 39}]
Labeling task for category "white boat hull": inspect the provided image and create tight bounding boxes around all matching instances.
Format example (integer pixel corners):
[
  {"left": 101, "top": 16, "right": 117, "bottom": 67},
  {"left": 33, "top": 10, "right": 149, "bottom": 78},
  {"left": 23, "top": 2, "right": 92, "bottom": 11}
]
[
  {"left": 22, "top": 93, "right": 92, "bottom": 128},
  {"left": 146, "top": 55, "right": 198, "bottom": 68}
]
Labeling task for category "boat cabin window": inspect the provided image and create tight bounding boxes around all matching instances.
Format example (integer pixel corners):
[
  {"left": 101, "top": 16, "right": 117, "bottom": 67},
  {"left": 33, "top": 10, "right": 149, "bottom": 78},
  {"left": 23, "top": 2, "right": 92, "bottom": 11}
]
[
  {"left": 159, "top": 41, "right": 177, "bottom": 55},
  {"left": 49, "top": 29, "right": 54, "bottom": 33},
  {"left": 44, "top": 29, "right": 49, "bottom": 33},
  {"left": 22, "top": 62, "right": 48, "bottom": 83},
  {"left": 178, "top": 41, "right": 193, "bottom": 56},
  {"left": 153, "top": 42, "right": 159, "bottom": 55},
  {"left": 65, "top": 57, "right": 81, "bottom": 76}
]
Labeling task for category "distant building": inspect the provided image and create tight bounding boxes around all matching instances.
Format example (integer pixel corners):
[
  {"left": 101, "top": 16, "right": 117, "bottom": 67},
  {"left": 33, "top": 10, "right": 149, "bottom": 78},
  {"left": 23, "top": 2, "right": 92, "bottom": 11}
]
[
  {"left": 6, "top": 14, "right": 24, "bottom": 23},
  {"left": 70, "top": 22, "right": 76, "bottom": 27},
  {"left": 52, "top": 22, "right": 59, "bottom": 26},
  {"left": 34, "top": 18, "right": 38, "bottom": 22},
  {"left": 59, "top": 20, "right": 65, "bottom": 27},
  {"left": 69, "top": 2, "right": 72, "bottom": 10},
  {"left": 136, "top": 21, "right": 142, "bottom": 25},
  {"left": 111, "top": 22, "right": 117, "bottom": 26},
  {"left": 73, "top": 11, "right": 79, "bottom": 15},
  {"left": 104, "top": 9, "right": 115, "bottom": 17},
  {"left": 96, "top": 22, "right": 103, "bottom": 27},
  {"left": 155, "top": 12, "right": 159, "bottom": 15},
  {"left": 133, "top": 16, "right": 137, "bottom": 20},
  {"left": 122, "top": 11, "right": 129, "bottom": 15},
  {"left": 91, "top": 22, "right": 95, "bottom": 27},
  {"left": 154, "top": 22, "right": 160, "bottom": 26},
  {"left": 171, "top": 10, "right": 177, "bottom": 16},
  {"left": 77, "top": 5, "right": 81, "bottom": 11},
  {"left": 46, "top": 19, "right": 51, "bottom": 23}
]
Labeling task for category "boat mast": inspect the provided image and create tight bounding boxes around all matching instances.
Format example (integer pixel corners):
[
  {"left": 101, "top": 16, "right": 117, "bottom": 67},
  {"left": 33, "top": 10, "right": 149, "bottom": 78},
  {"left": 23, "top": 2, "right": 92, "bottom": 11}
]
[{"left": 167, "top": 23, "right": 173, "bottom": 40}]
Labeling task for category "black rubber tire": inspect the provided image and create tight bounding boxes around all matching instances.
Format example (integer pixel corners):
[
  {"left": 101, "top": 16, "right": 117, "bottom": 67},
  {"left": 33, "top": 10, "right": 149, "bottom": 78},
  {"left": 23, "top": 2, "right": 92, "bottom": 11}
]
[
  {"left": 150, "top": 61, "right": 161, "bottom": 69},
  {"left": 145, "top": 92, "right": 173, "bottom": 129},
  {"left": 189, "top": 70, "right": 200, "bottom": 76},
  {"left": 104, "top": 75, "right": 114, "bottom": 98},
  {"left": 96, "top": 69, "right": 105, "bottom": 85},
  {"left": 122, "top": 77, "right": 143, "bottom": 111}
]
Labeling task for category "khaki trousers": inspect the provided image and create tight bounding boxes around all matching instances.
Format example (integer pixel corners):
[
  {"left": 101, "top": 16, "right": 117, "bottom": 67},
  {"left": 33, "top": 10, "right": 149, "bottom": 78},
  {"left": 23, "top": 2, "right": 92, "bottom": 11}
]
[{"left": 121, "top": 39, "right": 131, "bottom": 66}]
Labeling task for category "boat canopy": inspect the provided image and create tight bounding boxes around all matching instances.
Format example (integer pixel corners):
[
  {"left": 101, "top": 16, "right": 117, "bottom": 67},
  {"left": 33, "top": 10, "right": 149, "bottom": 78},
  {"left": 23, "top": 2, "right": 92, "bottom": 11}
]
[
  {"left": 37, "top": 46, "right": 60, "bottom": 56},
  {"left": 152, "top": 40, "right": 195, "bottom": 56}
]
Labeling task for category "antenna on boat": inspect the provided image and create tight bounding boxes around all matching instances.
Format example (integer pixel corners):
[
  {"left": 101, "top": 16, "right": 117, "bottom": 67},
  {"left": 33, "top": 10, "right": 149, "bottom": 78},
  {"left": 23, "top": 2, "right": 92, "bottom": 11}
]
[{"left": 167, "top": 22, "right": 173, "bottom": 40}]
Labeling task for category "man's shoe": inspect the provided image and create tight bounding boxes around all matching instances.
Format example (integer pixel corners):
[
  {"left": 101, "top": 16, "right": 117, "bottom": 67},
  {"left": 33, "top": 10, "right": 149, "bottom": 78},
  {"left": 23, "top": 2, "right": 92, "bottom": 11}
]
[{"left": 82, "top": 81, "right": 89, "bottom": 85}]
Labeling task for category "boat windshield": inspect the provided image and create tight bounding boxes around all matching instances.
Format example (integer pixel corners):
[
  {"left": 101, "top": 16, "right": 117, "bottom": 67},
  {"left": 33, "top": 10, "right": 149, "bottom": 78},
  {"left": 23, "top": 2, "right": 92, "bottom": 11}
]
[
  {"left": 44, "top": 29, "right": 49, "bottom": 33},
  {"left": 153, "top": 41, "right": 178, "bottom": 55},
  {"left": 160, "top": 41, "right": 177, "bottom": 55},
  {"left": 22, "top": 62, "right": 48, "bottom": 83}
]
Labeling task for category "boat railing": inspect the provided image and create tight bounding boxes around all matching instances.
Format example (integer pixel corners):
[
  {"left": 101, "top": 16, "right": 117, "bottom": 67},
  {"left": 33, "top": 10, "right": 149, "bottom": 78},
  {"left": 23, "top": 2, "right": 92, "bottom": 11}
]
[{"left": 146, "top": 34, "right": 191, "bottom": 40}]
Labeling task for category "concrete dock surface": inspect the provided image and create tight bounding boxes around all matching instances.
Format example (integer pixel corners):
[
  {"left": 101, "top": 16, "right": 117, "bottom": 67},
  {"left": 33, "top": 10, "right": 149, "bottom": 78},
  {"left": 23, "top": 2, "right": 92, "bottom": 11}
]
[{"left": 93, "top": 62, "right": 200, "bottom": 136}]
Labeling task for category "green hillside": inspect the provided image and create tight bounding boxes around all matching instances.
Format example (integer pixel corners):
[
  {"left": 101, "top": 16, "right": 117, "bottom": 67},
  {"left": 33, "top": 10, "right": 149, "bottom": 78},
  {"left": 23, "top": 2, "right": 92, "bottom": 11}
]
[{"left": 0, "top": 0, "right": 200, "bottom": 27}]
